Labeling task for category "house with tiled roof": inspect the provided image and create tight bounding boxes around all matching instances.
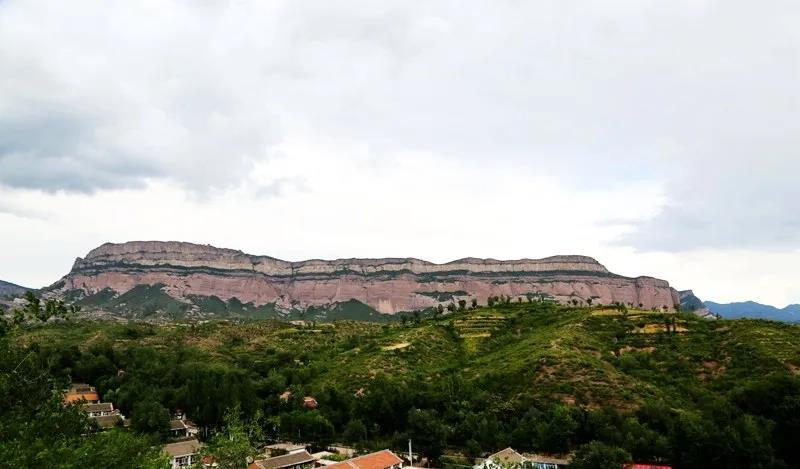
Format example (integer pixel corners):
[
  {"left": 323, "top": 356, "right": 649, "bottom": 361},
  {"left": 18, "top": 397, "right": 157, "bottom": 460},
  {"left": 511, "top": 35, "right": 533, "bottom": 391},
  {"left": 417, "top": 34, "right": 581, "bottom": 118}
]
[
  {"left": 249, "top": 450, "right": 316, "bottom": 469},
  {"left": 481, "top": 448, "right": 527, "bottom": 467},
  {"left": 164, "top": 438, "right": 202, "bottom": 468},
  {"left": 169, "top": 417, "right": 199, "bottom": 439},
  {"left": 84, "top": 402, "right": 116, "bottom": 417},
  {"left": 91, "top": 413, "right": 126, "bottom": 430},
  {"left": 324, "top": 450, "right": 403, "bottom": 469},
  {"left": 477, "top": 448, "right": 569, "bottom": 469}
]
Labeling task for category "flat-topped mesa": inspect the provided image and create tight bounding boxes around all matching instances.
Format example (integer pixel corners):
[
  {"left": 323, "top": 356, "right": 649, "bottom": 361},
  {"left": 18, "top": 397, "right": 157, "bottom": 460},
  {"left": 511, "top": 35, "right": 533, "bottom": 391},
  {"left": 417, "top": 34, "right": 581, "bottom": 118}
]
[
  {"left": 61, "top": 241, "right": 680, "bottom": 316},
  {"left": 75, "top": 241, "right": 610, "bottom": 277}
]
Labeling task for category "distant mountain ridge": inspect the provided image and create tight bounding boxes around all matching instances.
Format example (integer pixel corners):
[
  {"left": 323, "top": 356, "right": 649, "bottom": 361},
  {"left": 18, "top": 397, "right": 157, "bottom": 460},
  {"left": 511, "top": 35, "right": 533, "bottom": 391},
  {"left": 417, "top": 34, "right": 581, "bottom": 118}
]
[
  {"left": 0, "top": 279, "right": 29, "bottom": 297},
  {"left": 705, "top": 301, "right": 800, "bottom": 323},
  {"left": 678, "top": 289, "right": 799, "bottom": 323},
  {"left": 46, "top": 241, "right": 682, "bottom": 320}
]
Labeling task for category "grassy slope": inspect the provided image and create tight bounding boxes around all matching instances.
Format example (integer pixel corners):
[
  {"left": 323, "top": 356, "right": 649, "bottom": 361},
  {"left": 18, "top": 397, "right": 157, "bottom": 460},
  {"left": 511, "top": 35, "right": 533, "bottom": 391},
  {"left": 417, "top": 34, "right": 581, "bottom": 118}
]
[{"left": 14, "top": 303, "right": 800, "bottom": 411}]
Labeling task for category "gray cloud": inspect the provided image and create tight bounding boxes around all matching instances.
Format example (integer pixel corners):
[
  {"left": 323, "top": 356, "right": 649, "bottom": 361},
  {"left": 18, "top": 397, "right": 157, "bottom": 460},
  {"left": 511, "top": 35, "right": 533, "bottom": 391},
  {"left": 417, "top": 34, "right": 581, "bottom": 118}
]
[{"left": 0, "top": 0, "right": 798, "bottom": 250}]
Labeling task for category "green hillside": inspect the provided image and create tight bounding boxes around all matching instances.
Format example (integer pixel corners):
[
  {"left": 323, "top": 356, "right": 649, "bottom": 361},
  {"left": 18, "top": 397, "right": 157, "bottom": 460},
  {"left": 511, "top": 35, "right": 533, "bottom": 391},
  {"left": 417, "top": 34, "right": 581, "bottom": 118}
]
[{"left": 4, "top": 302, "right": 800, "bottom": 468}]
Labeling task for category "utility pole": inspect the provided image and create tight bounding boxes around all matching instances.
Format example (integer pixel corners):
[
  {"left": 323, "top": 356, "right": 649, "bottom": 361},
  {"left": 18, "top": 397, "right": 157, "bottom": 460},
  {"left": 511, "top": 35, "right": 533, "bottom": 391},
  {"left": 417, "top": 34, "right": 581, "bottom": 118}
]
[{"left": 408, "top": 439, "right": 413, "bottom": 468}]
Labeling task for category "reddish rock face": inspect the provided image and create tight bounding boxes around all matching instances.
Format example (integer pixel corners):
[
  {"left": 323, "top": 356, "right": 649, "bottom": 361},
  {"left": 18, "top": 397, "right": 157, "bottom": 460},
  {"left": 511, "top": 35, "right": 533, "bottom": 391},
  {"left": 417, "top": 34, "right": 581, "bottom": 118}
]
[{"left": 55, "top": 241, "right": 681, "bottom": 315}]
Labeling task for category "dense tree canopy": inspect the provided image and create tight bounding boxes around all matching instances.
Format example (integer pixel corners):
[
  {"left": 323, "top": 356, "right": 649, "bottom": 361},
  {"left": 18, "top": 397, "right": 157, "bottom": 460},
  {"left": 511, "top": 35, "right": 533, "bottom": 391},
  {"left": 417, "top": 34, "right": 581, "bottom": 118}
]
[{"left": 2, "top": 297, "right": 800, "bottom": 468}]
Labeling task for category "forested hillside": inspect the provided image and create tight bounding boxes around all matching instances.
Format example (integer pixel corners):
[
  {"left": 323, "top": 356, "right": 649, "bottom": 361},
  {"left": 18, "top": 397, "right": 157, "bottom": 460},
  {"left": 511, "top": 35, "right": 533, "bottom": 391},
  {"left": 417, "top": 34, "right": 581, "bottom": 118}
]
[{"left": 2, "top": 301, "right": 799, "bottom": 468}]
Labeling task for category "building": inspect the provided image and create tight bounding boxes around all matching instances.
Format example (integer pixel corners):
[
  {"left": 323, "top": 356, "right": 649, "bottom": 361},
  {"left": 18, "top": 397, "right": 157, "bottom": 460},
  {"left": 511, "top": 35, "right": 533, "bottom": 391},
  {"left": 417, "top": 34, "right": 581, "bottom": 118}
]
[
  {"left": 479, "top": 448, "right": 527, "bottom": 468},
  {"left": 325, "top": 450, "right": 403, "bottom": 469},
  {"left": 303, "top": 397, "right": 319, "bottom": 409},
  {"left": 84, "top": 402, "right": 116, "bottom": 417},
  {"left": 164, "top": 438, "right": 202, "bottom": 468},
  {"left": 249, "top": 450, "right": 316, "bottom": 469},
  {"left": 169, "top": 418, "right": 199, "bottom": 439},
  {"left": 526, "top": 455, "right": 570, "bottom": 469},
  {"left": 64, "top": 384, "right": 100, "bottom": 404},
  {"left": 477, "top": 448, "right": 569, "bottom": 469},
  {"left": 91, "top": 414, "right": 125, "bottom": 430}
]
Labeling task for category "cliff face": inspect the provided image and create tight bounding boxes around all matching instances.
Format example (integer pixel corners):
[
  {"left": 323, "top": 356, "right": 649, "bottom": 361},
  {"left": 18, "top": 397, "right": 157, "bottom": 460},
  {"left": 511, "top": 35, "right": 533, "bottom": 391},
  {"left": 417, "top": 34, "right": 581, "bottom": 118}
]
[{"left": 55, "top": 241, "right": 681, "bottom": 317}]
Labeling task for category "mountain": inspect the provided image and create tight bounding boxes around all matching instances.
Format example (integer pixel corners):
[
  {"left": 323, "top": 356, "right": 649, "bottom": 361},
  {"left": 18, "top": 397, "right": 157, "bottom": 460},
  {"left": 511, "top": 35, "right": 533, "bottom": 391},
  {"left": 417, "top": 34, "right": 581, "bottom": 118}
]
[
  {"left": 0, "top": 279, "right": 30, "bottom": 298},
  {"left": 705, "top": 301, "right": 800, "bottom": 323},
  {"left": 47, "top": 241, "right": 682, "bottom": 320},
  {"left": 679, "top": 290, "right": 716, "bottom": 319}
]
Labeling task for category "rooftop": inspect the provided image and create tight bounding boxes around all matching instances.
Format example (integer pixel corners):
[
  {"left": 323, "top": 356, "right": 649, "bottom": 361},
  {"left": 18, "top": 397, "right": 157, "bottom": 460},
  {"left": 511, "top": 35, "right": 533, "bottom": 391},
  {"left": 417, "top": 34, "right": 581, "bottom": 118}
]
[
  {"left": 265, "top": 442, "right": 307, "bottom": 453},
  {"left": 169, "top": 419, "right": 188, "bottom": 431},
  {"left": 164, "top": 439, "right": 202, "bottom": 457},
  {"left": 249, "top": 450, "right": 315, "bottom": 469},
  {"left": 91, "top": 414, "right": 123, "bottom": 429},
  {"left": 486, "top": 448, "right": 527, "bottom": 465},
  {"left": 325, "top": 450, "right": 403, "bottom": 469},
  {"left": 84, "top": 402, "right": 114, "bottom": 412}
]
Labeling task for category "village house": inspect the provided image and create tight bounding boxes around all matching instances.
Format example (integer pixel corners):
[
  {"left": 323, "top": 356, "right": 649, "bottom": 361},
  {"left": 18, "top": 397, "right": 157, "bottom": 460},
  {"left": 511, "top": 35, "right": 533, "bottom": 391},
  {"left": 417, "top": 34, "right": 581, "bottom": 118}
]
[
  {"left": 477, "top": 448, "right": 527, "bottom": 469},
  {"left": 64, "top": 383, "right": 100, "bottom": 404},
  {"left": 83, "top": 402, "right": 116, "bottom": 417},
  {"left": 90, "top": 413, "right": 129, "bottom": 430},
  {"left": 303, "top": 397, "right": 319, "bottom": 409},
  {"left": 325, "top": 450, "right": 403, "bottom": 469},
  {"left": 477, "top": 448, "right": 569, "bottom": 469},
  {"left": 63, "top": 383, "right": 129, "bottom": 430},
  {"left": 164, "top": 438, "right": 202, "bottom": 468},
  {"left": 526, "top": 454, "right": 570, "bottom": 469},
  {"left": 169, "top": 415, "right": 199, "bottom": 439},
  {"left": 249, "top": 450, "right": 316, "bottom": 469}
]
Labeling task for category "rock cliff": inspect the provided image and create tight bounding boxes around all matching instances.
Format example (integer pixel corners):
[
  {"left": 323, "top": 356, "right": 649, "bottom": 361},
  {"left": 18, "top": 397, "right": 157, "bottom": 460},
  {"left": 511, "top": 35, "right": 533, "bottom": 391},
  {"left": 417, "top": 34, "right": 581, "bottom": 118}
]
[{"left": 52, "top": 241, "right": 682, "bottom": 318}]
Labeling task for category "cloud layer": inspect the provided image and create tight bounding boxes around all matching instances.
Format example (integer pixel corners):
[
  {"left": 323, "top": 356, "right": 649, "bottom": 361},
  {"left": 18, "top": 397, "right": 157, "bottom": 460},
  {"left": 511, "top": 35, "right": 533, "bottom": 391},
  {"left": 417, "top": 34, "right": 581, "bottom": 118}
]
[{"left": 0, "top": 0, "right": 799, "bottom": 302}]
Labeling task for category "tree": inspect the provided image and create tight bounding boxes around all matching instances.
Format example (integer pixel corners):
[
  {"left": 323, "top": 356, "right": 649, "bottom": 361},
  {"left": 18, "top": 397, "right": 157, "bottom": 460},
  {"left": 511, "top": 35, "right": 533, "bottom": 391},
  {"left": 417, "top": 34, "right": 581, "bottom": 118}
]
[
  {"left": 343, "top": 419, "right": 368, "bottom": 444},
  {"left": 280, "top": 410, "right": 334, "bottom": 447},
  {"left": 132, "top": 399, "right": 171, "bottom": 438},
  {"left": 569, "top": 441, "right": 630, "bottom": 469},
  {"left": 202, "top": 405, "right": 264, "bottom": 469},
  {"left": 471, "top": 298, "right": 478, "bottom": 309},
  {"left": 407, "top": 408, "right": 449, "bottom": 462},
  {"left": 437, "top": 304, "right": 444, "bottom": 315},
  {"left": 458, "top": 299, "right": 467, "bottom": 311},
  {"left": 488, "top": 297, "right": 496, "bottom": 307},
  {"left": 446, "top": 303, "right": 456, "bottom": 313},
  {"left": 65, "top": 429, "right": 170, "bottom": 469}
]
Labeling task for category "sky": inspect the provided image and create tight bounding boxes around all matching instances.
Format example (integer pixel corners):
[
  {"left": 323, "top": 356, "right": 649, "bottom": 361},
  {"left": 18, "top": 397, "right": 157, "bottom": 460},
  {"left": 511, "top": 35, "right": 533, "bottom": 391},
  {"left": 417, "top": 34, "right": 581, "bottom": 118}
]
[{"left": 1, "top": 0, "right": 799, "bottom": 306}]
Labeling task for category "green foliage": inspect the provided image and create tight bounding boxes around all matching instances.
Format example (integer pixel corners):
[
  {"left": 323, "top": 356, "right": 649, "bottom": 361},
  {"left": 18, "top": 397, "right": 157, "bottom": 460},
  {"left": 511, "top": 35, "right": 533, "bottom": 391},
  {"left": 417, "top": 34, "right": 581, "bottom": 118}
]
[
  {"left": 202, "top": 404, "right": 265, "bottom": 469},
  {"left": 132, "top": 399, "right": 171, "bottom": 438},
  {"left": 569, "top": 441, "right": 630, "bottom": 469},
  {"left": 4, "top": 303, "right": 800, "bottom": 467},
  {"left": 0, "top": 339, "right": 168, "bottom": 468}
]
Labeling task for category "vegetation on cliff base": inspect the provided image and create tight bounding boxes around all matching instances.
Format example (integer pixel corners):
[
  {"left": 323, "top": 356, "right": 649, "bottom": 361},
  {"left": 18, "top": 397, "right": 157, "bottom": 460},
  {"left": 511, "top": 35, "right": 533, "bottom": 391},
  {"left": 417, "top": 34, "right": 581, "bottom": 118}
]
[{"left": 2, "top": 301, "right": 800, "bottom": 468}]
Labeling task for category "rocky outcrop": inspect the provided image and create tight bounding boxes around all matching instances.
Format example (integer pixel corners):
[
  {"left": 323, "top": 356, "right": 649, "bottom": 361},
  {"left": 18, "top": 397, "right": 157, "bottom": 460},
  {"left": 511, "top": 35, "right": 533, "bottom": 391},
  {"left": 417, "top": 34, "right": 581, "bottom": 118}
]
[
  {"left": 53, "top": 241, "right": 682, "bottom": 317},
  {"left": 679, "top": 290, "right": 716, "bottom": 319}
]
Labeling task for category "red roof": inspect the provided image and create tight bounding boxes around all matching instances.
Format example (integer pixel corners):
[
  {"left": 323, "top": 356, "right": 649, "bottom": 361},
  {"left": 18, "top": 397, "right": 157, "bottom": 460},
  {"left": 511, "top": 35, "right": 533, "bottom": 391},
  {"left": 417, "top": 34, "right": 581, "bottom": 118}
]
[{"left": 325, "top": 450, "right": 403, "bottom": 469}]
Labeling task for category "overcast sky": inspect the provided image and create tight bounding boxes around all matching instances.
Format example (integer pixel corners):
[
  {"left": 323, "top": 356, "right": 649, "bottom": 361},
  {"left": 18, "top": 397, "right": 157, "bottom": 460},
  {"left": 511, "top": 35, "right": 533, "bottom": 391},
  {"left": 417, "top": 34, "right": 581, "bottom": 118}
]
[{"left": 1, "top": 0, "right": 799, "bottom": 306}]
